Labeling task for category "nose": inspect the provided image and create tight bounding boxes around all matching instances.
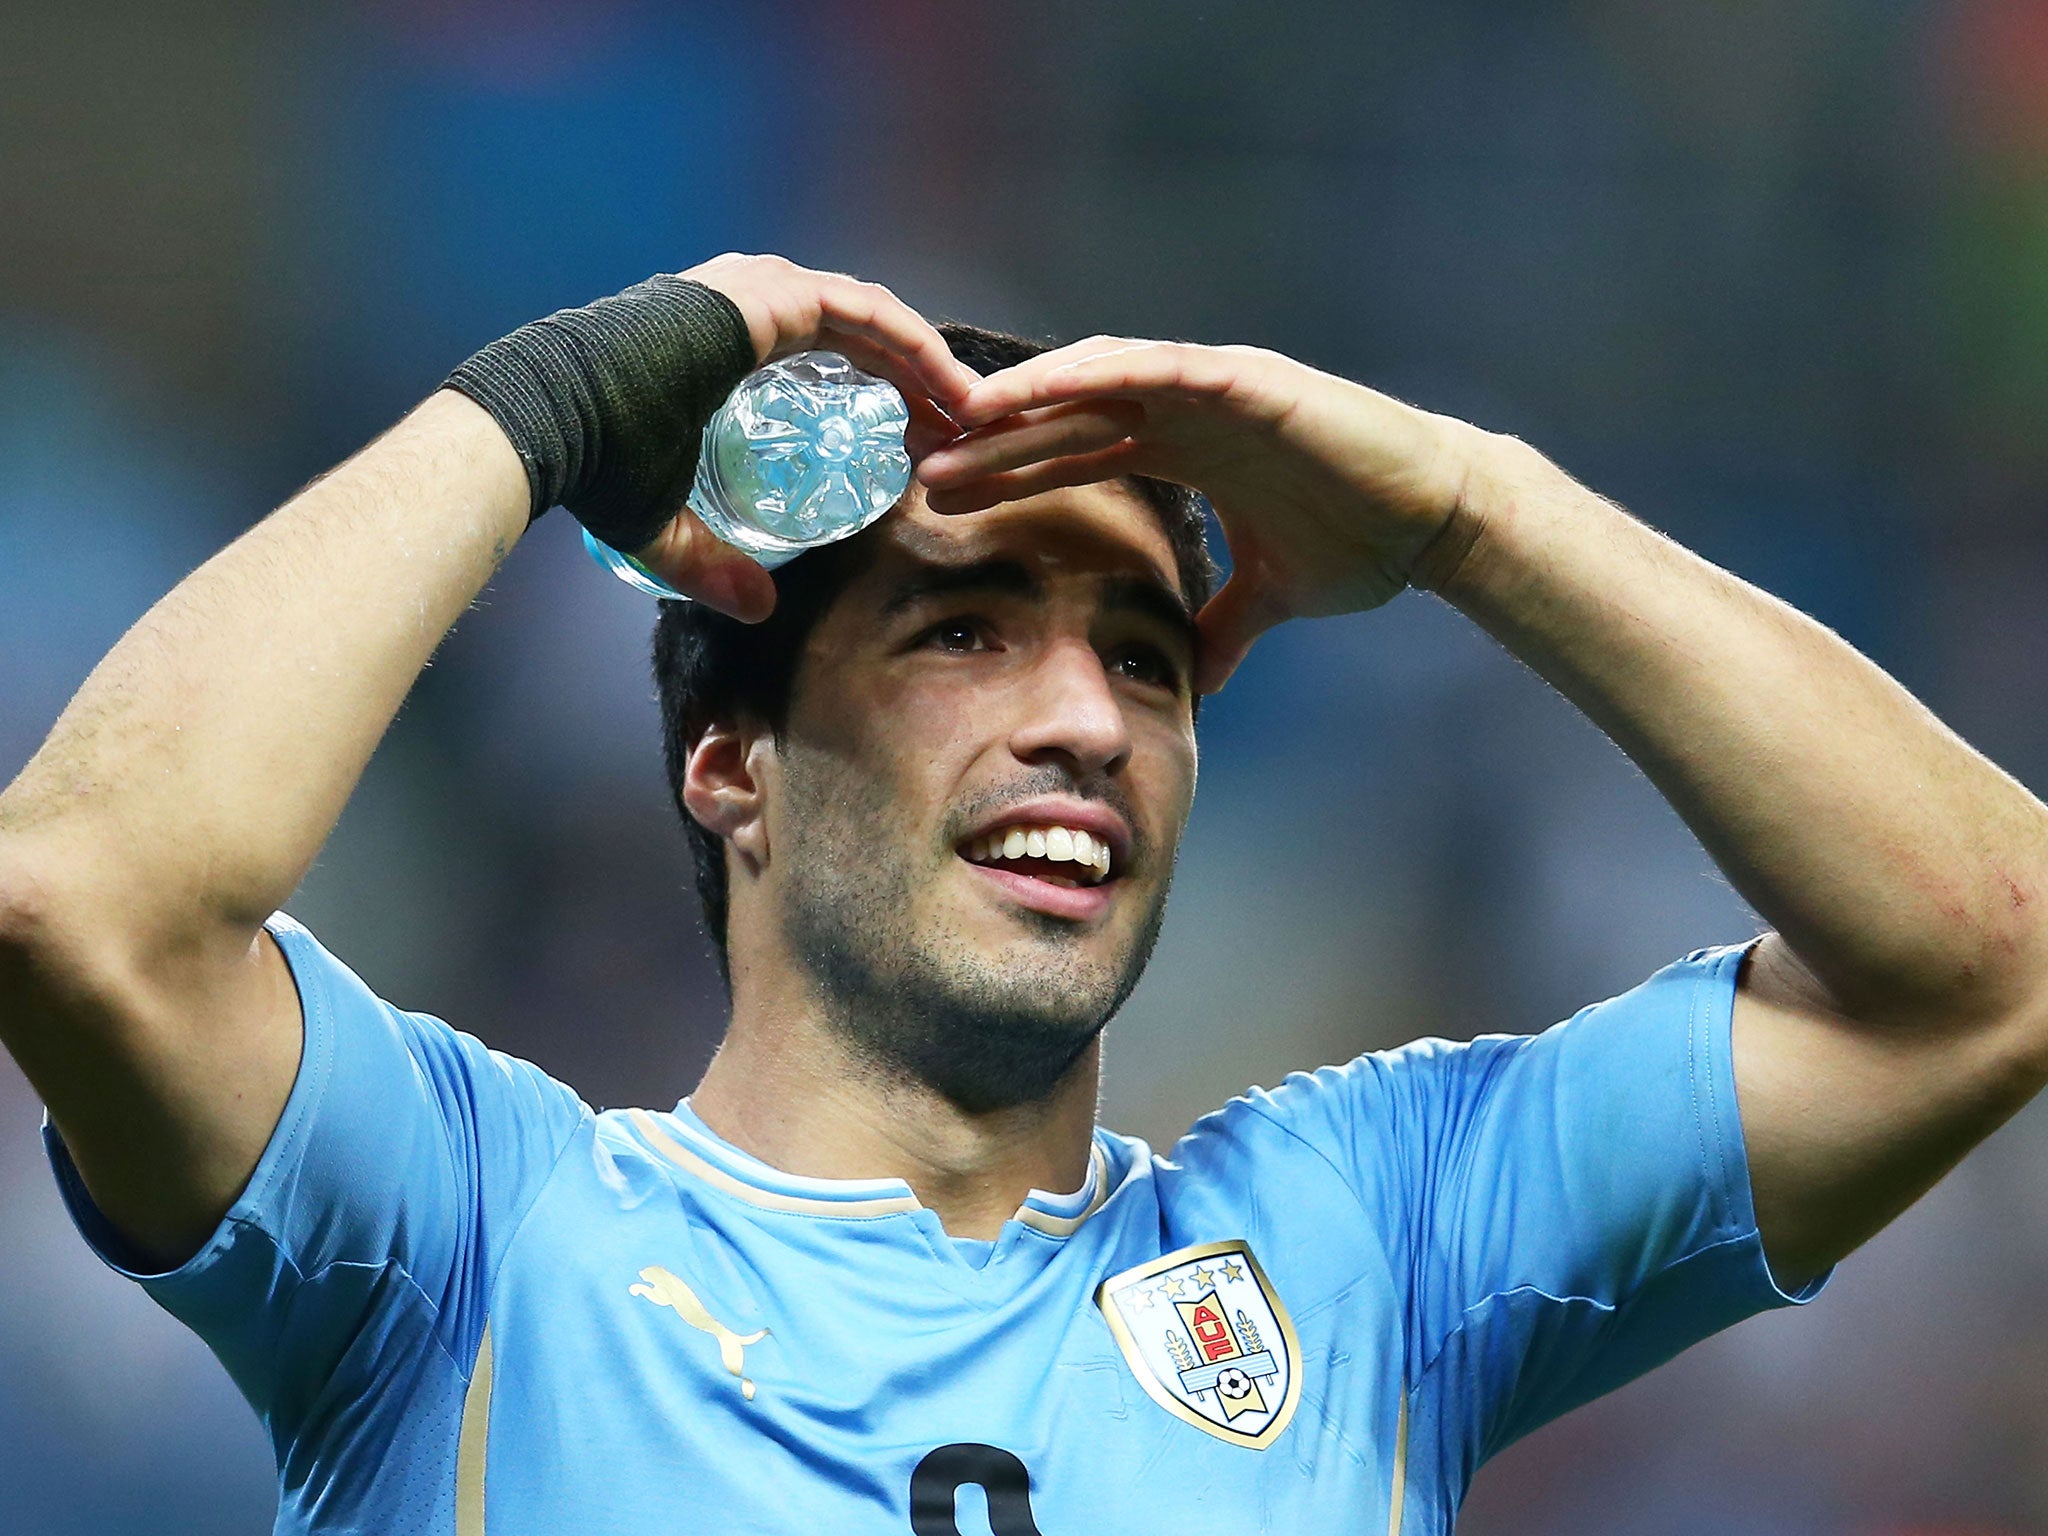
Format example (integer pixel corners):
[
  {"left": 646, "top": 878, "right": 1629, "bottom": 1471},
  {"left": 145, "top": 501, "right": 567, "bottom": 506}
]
[{"left": 1008, "top": 635, "right": 1132, "bottom": 778}]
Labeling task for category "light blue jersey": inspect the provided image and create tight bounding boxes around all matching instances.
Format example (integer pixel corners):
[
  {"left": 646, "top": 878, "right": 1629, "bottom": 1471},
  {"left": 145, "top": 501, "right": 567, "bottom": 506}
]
[{"left": 48, "top": 915, "right": 1819, "bottom": 1534}]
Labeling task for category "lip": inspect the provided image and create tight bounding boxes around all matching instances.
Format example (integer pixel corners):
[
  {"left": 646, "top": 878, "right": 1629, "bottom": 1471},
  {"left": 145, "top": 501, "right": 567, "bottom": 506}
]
[
  {"left": 956, "top": 797, "right": 1133, "bottom": 872},
  {"left": 965, "top": 860, "right": 1116, "bottom": 921}
]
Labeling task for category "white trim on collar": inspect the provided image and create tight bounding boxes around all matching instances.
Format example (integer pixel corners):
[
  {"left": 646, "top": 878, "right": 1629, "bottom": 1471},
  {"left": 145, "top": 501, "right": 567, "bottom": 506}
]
[
  {"left": 1014, "top": 1142, "right": 1112, "bottom": 1236},
  {"left": 629, "top": 1102, "right": 1116, "bottom": 1236},
  {"left": 628, "top": 1109, "right": 922, "bottom": 1219}
]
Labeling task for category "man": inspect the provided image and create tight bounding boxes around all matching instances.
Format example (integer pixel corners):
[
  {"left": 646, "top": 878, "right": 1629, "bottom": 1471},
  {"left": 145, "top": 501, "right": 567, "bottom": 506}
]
[{"left": 2, "top": 251, "right": 2044, "bottom": 1534}]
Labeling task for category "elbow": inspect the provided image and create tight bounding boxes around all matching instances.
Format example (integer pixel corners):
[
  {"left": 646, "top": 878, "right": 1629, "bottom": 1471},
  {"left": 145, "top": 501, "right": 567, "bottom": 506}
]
[
  {"left": 1990, "top": 916, "right": 2048, "bottom": 1088},
  {"left": 1966, "top": 864, "right": 2048, "bottom": 1028},
  {"left": 1882, "top": 854, "right": 2048, "bottom": 1023},
  {"left": 1937, "top": 884, "right": 2048, "bottom": 1093},
  {"left": 0, "top": 854, "right": 73, "bottom": 1048},
  {"left": 0, "top": 843, "right": 265, "bottom": 1056},
  {"left": 0, "top": 850, "right": 156, "bottom": 1045},
  {"left": 0, "top": 852, "right": 56, "bottom": 970}
]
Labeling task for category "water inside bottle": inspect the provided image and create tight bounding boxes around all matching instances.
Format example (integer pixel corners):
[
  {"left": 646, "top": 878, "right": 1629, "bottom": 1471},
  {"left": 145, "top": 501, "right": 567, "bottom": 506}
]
[{"left": 692, "top": 352, "right": 911, "bottom": 561}]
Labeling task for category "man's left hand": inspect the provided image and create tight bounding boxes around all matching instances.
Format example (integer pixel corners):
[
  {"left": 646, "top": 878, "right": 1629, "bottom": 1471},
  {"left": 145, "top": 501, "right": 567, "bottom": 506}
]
[{"left": 915, "top": 337, "right": 1498, "bottom": 691}]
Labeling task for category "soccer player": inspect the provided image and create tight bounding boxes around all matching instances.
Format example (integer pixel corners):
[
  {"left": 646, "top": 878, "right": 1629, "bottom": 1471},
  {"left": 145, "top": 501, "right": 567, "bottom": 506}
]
[{"left": 3, "top": 251, "right": 2045, "bottom": 1535}]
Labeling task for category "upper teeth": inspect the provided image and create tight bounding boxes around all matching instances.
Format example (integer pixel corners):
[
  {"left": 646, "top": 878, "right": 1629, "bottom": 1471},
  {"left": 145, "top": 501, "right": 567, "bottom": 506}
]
[{"left": 967, "top": 823, "right": 1114, "bottom": 880}]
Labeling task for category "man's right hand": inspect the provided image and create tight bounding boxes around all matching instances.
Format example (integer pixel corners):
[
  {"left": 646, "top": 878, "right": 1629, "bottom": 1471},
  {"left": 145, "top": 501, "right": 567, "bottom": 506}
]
[{"left": 627, "top": 254, "right": 980, "bottom": 621}]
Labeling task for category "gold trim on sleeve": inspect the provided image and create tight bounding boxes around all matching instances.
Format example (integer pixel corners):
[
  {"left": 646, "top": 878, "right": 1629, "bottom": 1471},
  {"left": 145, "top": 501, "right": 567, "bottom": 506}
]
[
  {"left": 1386, "top": 1384, "right": 1408, "bottom": 1536},
  {"left": 456, "top": 1322, "right": 494, "bottom": 1536}
]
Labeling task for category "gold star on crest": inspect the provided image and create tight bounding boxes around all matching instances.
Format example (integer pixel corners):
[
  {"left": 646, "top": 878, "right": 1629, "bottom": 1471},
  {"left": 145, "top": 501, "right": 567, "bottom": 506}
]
[
  {"left": 1188, "top": 1265, "right": 1216, "bottom": 1289},
  {"left": 1219, "top": 1259, "right": 1246, "bottom": 1282}
]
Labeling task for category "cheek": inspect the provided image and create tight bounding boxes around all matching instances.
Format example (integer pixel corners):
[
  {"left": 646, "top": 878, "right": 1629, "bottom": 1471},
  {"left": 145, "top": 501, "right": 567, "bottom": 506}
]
[
  {"left": 798, "top": 693, "right": 982, "bottom": 864},
  {"left": 1133, "top": 730, "right": 1199, "bottom": 855},
  {"left": 860, "top": 674, "right": 1007, "bottom": 780},
  {"left": 1135, "top": 711, "right": 1197, "bottom": 792}
]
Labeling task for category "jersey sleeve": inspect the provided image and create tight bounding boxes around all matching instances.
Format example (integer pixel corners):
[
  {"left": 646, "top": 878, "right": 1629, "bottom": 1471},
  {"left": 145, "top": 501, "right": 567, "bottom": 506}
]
[
  {"left": 1245, "top": 943, "right": 1824, "bottom": 1468},
  {"left": 42, "top": 912, "right": 589, "bottom": 1455}
]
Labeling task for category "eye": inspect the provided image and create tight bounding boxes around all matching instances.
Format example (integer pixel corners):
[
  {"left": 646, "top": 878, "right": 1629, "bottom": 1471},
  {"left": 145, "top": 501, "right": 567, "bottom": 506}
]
[
  {"left": 1108, "top": 643, "right": 1184, "bottom": 692},
  {"left": 919, "top": 617, "right": 991, "bottom": 653}
]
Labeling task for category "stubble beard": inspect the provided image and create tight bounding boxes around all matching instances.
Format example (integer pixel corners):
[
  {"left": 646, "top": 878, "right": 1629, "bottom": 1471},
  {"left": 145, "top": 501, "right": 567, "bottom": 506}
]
[{"left": 777, "top": 751, "right": 1173, "bottom": 1114}]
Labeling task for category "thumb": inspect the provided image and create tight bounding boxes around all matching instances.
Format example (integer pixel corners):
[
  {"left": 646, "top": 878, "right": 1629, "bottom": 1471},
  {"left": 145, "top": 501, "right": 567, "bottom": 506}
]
[
  {"left": 1194, "top": 572, "right": 1287, "bottom": 694},
  {"left": 632, "top": 510, "right": 778, "bottom": 623}
]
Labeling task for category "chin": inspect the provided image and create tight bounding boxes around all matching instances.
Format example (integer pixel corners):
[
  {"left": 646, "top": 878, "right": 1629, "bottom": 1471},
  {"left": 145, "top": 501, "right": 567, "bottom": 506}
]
[
  {"left": 785, "top": 857, "right": 1170, "bottom": 1110},
  {"left": 819, "top": 941, "right": 1139, "bottom": 1114}
]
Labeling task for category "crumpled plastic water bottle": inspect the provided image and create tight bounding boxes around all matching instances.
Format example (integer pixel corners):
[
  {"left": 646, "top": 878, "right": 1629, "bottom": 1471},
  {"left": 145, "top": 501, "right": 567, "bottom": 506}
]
[{"left": 581, "top": 350, "right": 913, "bottom": 599}]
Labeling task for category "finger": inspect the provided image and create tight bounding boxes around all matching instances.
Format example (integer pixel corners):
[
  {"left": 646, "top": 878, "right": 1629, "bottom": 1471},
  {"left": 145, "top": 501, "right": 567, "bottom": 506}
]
[
  {"left": 805, "top": 270, "right": 982, "bottom": 406},
  {"left": 631, "top": 509, "right": 778, "bottom": 623},
  {"left": 810, "top": 329, "right": 970, "bottom": 445},
  {"left": 904, "top": 391, "right": 963, "bottom": 463},
  {"left": 950, "top": 337, "right": 1153, "bottom": 427},
  {"left": 683, "top": 255, "right": 979, "bottom": 406},
  {"left": 955, "top": 338, "right": 1237, "bottom": 428},
  {"left": 1193, "top": 573, "right": 1289, "bottom": 694},
  {"left": 921, "top": 441, "right": 1146, "bottom": 516},
  {"left": 916, "top": 401, "right": 1142, "bottom": 486}
]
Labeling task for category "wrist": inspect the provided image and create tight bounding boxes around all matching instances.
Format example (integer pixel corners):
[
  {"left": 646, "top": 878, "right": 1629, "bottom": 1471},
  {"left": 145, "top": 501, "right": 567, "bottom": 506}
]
[
  {"left": 416, "top": 389, "right": 536, "bottom": 555},
  {"left": 1407, "top": 428, "right": 1592, "bottom": 609},
  {"left": 442, "top": 275, "right": 757, "bottom": 552},
  {"left": 1405, "top": 423, "right": 1521, "bottom": 600}
]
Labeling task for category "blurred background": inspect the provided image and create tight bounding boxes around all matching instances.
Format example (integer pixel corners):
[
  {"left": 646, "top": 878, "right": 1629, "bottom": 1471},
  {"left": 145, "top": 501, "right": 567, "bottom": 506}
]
[{"left": 3, "top": 0, "right": 2046, "bottom": 1530}]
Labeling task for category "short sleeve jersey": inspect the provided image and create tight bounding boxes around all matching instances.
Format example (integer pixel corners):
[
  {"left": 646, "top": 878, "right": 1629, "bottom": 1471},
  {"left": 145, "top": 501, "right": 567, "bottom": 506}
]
[{"left": 46, "top": 915, "right": 1820, "bottom": 1534}]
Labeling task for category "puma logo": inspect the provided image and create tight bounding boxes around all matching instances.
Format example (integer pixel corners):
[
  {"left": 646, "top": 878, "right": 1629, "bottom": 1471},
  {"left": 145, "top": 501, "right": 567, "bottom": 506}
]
[{"left": 630, "top": 1266, "right": 770, "bottom": 1400}]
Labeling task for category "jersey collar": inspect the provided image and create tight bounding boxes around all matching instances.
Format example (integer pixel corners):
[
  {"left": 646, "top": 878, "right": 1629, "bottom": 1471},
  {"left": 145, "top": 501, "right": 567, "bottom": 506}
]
[{"left": 626, "top": 1100, "right": 1113, "bottom": 1236}]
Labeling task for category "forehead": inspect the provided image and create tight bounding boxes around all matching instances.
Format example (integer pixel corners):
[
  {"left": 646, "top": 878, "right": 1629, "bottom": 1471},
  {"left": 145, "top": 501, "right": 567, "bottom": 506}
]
[{"left": 851, "top": 480, "right": 1185, "bottom": 605}]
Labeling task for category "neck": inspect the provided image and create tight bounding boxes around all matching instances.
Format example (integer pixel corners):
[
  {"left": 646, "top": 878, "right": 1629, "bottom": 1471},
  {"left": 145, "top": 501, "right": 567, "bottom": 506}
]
[{"left": 690, "top": 963, "right": 1101, "bottom": 1240}]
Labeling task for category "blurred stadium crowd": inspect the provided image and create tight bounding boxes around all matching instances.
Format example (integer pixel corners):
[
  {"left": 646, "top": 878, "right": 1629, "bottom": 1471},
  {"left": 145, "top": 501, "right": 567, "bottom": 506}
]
[{"left": 4, "top": 1, "right": 2047, "bottom": 1531}]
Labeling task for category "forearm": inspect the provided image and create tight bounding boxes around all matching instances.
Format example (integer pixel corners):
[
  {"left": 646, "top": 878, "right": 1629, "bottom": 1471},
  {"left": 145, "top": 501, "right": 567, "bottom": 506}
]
[
  {"left": 1431, "top": 436, "right": 2048, "bottom": 1026},
  {"left": 0, "top": 389, "right": 527, "bottom": 962}
]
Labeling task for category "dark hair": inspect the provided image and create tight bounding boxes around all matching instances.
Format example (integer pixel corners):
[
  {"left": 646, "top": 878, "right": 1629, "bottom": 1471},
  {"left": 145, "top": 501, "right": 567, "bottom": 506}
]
[{"left": 652, "top": 322, "right": 1218, "bottom": 984}]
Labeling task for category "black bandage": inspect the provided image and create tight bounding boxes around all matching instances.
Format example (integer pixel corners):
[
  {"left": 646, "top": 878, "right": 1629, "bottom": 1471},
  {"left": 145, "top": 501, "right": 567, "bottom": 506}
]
[{"left": 444, "top": 275, "right": 758, "bottom": 554}]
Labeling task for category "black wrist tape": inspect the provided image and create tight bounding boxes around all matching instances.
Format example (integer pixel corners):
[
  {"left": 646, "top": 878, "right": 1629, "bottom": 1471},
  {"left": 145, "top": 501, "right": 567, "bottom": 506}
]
[{"left": 443, "top": 275, "right": 758, "bottom": 553}]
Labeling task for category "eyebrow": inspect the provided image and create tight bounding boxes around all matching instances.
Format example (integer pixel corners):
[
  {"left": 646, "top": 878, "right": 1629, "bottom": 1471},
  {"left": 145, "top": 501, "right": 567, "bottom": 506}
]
[
  {"left": 880, "top": 558, "right": 1195, "bottom": 649},
  {"left": 1101, "top": 574, "right": 1198, "bottom": 655}
]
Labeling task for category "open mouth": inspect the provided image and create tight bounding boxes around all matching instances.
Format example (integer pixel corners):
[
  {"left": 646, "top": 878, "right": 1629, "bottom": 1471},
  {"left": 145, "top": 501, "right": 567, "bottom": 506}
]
[{"left": 958, "top": 822, "right": 1116, "bottom": 890}]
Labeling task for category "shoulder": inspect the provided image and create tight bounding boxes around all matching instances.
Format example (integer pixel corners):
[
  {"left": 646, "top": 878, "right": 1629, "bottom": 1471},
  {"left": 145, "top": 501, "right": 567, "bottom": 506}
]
[
  {"left": 261, "top": 911, "right": 594, "bottom": 1177},
  {"left": 1233, "top": 943, "right": 1752, "bottom": 1157},
  {"left": 1143, "top": 945, "right": 1746, "bottom": 1240},
  {"left": 1175, "top": 1034, "right": 1528, "bottom": 1173},
  {"left": 1144, "top": 1048, "right": 1489, "bottom": 1253}
]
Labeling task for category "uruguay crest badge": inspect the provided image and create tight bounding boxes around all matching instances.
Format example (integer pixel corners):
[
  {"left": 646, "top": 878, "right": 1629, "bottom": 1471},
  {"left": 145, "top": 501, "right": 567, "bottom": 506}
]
[{"left": 1096, "top": 1240, "right": 1302, "bottom": 1449}]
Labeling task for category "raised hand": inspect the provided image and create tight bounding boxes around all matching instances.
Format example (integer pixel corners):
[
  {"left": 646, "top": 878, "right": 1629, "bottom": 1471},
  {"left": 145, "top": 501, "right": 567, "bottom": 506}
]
[
  {"left": 632, "top": 254, "right": 981, "bottom": 619},
  {"left": 914, "top": 336, "right": 1494, "bottom": 691}
]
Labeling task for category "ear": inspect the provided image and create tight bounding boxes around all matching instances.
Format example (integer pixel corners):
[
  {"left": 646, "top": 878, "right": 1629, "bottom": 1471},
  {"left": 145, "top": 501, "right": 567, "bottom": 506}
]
[{"left": 681, "top": 719, "right": 778, "bottom": 872}]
